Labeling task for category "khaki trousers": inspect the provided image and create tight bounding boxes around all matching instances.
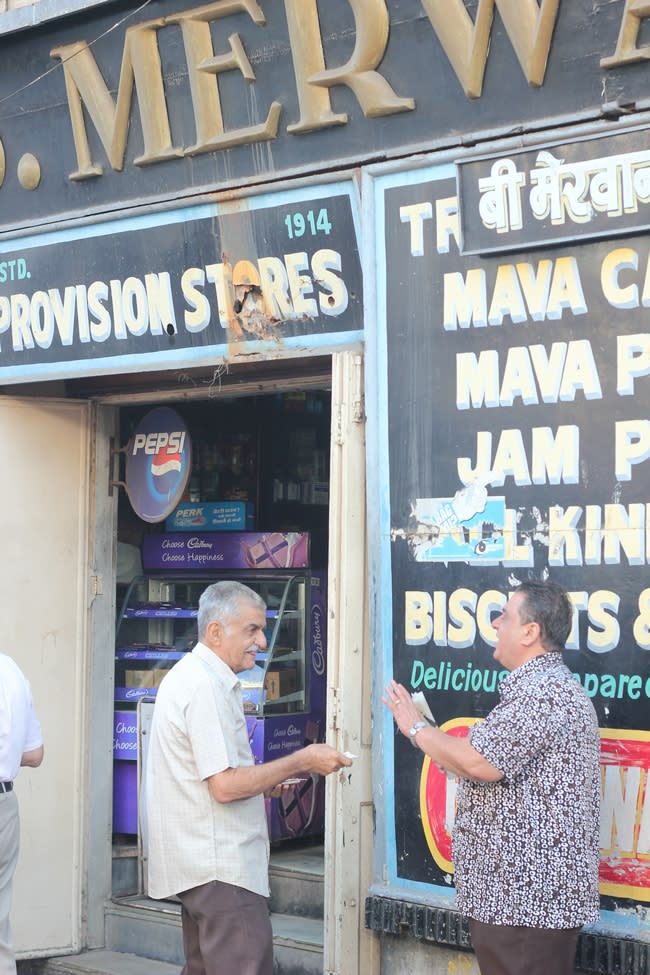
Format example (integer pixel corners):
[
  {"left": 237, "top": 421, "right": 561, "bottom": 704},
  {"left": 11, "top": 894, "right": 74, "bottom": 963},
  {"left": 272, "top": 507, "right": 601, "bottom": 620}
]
[{"left": 0, "top": 792, "right": 19, "bottom": 975}]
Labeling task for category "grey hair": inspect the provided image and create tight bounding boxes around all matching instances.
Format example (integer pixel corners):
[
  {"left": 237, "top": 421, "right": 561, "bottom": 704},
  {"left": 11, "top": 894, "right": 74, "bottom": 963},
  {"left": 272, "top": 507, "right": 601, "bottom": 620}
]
[
  {"left": 515, "top": 579, "right": 572, "bottom": 653},
  {"left": 197, "top": 580, "right": 266, "bottom": 639}
]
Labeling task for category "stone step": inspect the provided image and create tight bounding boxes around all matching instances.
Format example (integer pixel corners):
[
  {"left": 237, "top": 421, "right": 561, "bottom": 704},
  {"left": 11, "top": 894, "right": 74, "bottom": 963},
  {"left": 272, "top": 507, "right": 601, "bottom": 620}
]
[
  {"left": 17, "top": 914, "right": 323, "bottom": 975},
  {"left": 269, "top": 843, "right": 324, "bottom": 920},
  {"left": 22, "top": 843, "right": 327, "bottom": 975},
  {"left": 18, "top": 950, "right": 178, "bottom": 975}
]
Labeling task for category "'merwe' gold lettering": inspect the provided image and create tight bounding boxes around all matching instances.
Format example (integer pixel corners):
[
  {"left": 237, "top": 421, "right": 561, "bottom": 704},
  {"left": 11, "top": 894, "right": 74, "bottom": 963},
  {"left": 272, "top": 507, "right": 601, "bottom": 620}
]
[
  {"left": 51, "top": 0, "right": 280, "bottom": 177},
  {"left": 419, "top": 0, "right": 560, "bottom": 98},
  {"left": 284, "top": 0, "right": 413, "bottom": 134},
  {"left": 50, "top": 0, "right": 571, "bottom": 181},
  {"left": 167, "top": 0, "right": 281, "bottom": 154},
  {"left": 601, "top": 0, "right": 650, "bottom": 67},
  {"left": 51, "top": 25, "right": 181, "bottom": 179}
]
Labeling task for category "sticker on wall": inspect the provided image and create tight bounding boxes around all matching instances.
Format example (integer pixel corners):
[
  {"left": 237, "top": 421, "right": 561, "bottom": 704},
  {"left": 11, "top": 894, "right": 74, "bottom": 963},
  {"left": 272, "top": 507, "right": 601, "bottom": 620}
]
[
  {"left": 396, "top": 476, "right": 506, "bottom": 563},
  {"left": 125, "top": 407, "right": 191, "bottom": 523}
]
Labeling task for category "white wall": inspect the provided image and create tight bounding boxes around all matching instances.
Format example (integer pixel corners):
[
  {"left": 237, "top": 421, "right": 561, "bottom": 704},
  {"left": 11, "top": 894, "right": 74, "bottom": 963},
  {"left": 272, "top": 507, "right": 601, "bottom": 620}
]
[{"left": 0, "top": 397, "right": 90, "bottom": 956}]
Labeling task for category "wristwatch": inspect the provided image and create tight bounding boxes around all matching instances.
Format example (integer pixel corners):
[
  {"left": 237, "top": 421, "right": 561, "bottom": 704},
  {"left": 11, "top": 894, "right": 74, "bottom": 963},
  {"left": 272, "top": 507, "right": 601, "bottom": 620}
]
[{"left": 408, "top": 721, "right": 428, "bottom": 747}]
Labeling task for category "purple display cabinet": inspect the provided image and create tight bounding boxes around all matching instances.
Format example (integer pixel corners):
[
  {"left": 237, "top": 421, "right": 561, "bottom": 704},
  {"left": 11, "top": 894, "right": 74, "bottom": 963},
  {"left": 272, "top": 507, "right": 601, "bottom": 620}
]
[
  {"left": 113, "top": 710, "right": 138, "bottom": 833},
  {"left": 114, "top": 533, "right": 326, "bottom": 842}
]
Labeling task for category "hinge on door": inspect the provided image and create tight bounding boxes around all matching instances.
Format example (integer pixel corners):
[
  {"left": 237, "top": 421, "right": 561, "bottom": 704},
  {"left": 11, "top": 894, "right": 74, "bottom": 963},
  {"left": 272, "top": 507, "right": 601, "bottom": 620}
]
[
  {"left": 109, "top": 436, "right": 127, "bottom": 497},
  {"left": 90, "top": 574, "right": 104, "bottom": 599},
  {"left": 335, "top": 355, "right": 364, "bottom": 443},
  {"left": 352, "top": 353, "right": 364, "bottom": 423},
  {"left": 334, "top": 403, "right": 344, "bottom": 447},
  {"left": 330, "top": 687, "right": 340, "bottom": 732}
]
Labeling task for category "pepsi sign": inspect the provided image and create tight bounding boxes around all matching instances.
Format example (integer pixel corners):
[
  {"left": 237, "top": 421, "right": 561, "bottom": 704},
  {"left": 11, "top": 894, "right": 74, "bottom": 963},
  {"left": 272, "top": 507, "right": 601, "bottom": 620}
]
[{"left": 125, "top": 407, "right": 191, "bottom": 523}]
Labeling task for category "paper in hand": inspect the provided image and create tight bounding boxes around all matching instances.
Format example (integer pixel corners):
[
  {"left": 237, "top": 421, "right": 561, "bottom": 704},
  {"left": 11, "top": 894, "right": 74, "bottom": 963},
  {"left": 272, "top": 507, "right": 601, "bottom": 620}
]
[{"left": 411, "top": 691, "right": 436, "bottom": 725}]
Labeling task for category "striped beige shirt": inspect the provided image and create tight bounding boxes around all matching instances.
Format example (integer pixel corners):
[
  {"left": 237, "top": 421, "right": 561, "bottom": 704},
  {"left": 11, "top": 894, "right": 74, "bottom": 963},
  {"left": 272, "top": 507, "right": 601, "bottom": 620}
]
[{"left": 145, "top": 642, "right": 269, "bottom": 899}]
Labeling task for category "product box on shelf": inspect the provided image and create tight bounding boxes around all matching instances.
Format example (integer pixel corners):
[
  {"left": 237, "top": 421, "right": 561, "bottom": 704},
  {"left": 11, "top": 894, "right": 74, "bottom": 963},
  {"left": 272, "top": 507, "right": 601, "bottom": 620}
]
[
  {"left": 124, "top": 669, "right": 167, "bottom": 689},
  {"left": 114, "top": 648, "right": 184, "bottom": 702},
  {"left": 142, "top": 531, "right": 310, "bottom": 571},
  {"left": 303, "top": 481, "right": 329, "bottom": 505},
  {"left": 265, "top": 669, "right": 298, "bottom": 700},
  {"left": 166, "top": 501, "right": 255, "bottom": 532},
  {"left": 125, "top": 670, "right": 154, "bottom": 689}
]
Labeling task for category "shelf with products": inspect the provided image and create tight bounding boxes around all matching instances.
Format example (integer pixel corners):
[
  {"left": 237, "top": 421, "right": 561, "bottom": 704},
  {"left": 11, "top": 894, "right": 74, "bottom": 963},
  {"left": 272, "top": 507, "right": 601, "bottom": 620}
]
[
  {"left": 254, "top": 391, "right": 331, "bottom": 568},
  {"left": 114, "top": 571, "right": 310, "bottom": 714},
  {"left": 262, "top": 392, "right": 331, "bottom": 509}
]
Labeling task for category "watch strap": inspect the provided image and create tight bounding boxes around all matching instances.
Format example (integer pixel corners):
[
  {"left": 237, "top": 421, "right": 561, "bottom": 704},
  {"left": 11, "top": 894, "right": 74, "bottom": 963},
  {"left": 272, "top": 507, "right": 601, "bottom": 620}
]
[{"left": 408, "top": 720, "right": 428, "bottom": 747}]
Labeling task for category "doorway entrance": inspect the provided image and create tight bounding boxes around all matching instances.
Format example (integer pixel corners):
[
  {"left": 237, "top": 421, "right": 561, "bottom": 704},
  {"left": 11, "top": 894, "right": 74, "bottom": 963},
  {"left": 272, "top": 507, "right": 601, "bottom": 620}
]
[{"left": 112, "top": 385, "right": 333, "bottom": 889}]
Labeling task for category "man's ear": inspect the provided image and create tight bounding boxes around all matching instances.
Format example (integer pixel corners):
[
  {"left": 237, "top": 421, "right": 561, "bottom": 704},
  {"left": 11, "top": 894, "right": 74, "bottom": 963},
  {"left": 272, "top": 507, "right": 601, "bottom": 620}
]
[
  {"left": 521, "top": 620, "right": 540, "bottom": 648},
  {"left": 205, "top": 620, "right": 222, "bottom": 645}
]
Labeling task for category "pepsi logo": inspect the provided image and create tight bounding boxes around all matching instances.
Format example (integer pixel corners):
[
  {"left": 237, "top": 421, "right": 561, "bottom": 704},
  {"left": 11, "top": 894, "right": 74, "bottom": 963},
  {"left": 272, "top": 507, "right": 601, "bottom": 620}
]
[
  {"left": 125, "top": 408, "right": 191, "bottom": 523},
  {"left": 151, "top": 444, "right": 183, "bottom": 478}
]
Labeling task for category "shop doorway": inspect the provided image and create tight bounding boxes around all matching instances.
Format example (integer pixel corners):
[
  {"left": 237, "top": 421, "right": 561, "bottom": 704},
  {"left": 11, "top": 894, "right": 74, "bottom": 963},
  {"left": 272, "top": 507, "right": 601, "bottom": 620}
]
[
  {"left": 112, "top": 387, "right": 333, "bottom": 887},
  {"left": 0, "top": 353, "right": 371, "bottom": 971},
  {"left": 97, "top": 351, "right": 372, "bottom": 973}
]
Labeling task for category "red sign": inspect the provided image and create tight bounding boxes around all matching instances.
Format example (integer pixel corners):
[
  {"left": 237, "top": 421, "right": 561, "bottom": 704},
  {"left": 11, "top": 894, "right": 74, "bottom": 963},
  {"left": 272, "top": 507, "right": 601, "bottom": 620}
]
[
  {"left": 599, "top": 730, "right": 650, "bottom": 901},
  {"left": 420, "top": 721, "right": 650, "bottom": 902}
]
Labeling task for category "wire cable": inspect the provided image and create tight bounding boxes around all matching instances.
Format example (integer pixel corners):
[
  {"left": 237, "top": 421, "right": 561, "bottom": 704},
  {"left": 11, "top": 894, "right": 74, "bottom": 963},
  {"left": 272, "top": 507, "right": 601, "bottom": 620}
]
[{"left": 0, "top": 0, "right": 154, "bottom": 109}]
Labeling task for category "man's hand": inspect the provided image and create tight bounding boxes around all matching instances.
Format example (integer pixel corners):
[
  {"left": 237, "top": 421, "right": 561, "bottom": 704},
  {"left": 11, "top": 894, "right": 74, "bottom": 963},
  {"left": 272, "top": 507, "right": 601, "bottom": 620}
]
[
  {"left": 383, "top": 680, "right": 422, "bottom": 736},
  {"left": 21, "top": 745, "right": 44, "bottom": 768},
  {"left": 209, "top": 744, "right": 352, "bottom": 803},
  {"left": 266, "top": 778, "right": 305, "bottom": 799},
  {"left": 300, "top": 743, "right": 353, "bottom": 776},
  {"left": 382, "top": 680, "right": 503, "bottom": 783}
]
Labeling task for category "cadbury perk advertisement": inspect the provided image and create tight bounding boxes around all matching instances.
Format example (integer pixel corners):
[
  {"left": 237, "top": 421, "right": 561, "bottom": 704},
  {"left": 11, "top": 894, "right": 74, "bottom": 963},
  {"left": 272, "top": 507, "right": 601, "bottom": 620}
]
[{"left": 378, "top": 148, "right": 650, "bottom": 908}]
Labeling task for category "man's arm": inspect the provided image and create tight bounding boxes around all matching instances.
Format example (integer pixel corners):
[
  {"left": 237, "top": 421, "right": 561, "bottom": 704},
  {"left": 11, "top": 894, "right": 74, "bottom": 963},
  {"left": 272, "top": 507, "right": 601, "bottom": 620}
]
[
  {"left": 21, "top": 745, "right": 44, "bottom": 768},
  {"left": 405, "top": 725, "right": 502, "bottom": 781},
  {"left": 384, "top": 680, "right": 503, "bottom": 783},
  {"left": 207, "top": 743, "right": 351, "bottom": 803}
]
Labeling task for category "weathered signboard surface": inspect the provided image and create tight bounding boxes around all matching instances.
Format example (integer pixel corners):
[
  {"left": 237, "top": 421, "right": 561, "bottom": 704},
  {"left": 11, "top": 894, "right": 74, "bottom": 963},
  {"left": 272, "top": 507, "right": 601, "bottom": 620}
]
[
  {"left": 1, "top": 0, "right": 650, "bottom": 232},
  {"left": 373, "top": 142, "right": 650, "bottom": 908},
  {"left": 0, "top": 183, "right": 362, "bottom": 382}
]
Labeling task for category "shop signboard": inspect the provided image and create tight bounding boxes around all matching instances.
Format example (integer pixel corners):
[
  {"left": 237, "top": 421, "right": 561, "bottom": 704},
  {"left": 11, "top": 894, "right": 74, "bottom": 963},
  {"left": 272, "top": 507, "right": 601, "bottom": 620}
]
[
  {"left": 165, "top": 501, "right": 255, "bottom": 532},
  {"left": 0, "top": 1, "right": 649, "bottom": 233},
  {"left": 371, "top": 134, "right": 650, "bottom": 918},
  {"left": 0, "top": 182, "right": 362, "bottom": 383},
  {"left": 458, "top": 128, "right": 650, "bottom": 254}
]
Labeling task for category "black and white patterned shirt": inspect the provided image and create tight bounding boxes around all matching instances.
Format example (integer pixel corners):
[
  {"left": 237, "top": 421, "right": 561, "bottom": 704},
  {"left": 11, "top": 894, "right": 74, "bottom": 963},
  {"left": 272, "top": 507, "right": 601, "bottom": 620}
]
[{"left": 453, "top": 653, "right": 600, "bottom": 928}]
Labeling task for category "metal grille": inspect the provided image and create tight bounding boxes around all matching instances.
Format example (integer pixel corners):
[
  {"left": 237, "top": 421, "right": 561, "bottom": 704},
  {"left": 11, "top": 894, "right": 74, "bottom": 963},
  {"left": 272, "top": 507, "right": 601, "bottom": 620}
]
[{"left": 365, "top": 896, "right": 650, "bottom": 974}]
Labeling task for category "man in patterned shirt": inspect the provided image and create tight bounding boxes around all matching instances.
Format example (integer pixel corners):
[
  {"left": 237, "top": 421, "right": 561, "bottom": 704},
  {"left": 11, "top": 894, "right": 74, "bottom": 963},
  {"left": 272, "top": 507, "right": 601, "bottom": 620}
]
[{"left": 385, "top": 579, "right": 600, "bottom": 975}]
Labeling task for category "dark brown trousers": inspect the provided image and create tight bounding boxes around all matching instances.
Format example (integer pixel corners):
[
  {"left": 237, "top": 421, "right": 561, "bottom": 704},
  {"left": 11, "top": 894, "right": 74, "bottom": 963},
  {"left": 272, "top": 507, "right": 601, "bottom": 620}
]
[
  {"left": 178, "top": 879, "right": 273, "bottom": 975},
  {"left": 469, "top": 918, "right": 581, "bottom": 975}
]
